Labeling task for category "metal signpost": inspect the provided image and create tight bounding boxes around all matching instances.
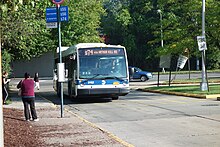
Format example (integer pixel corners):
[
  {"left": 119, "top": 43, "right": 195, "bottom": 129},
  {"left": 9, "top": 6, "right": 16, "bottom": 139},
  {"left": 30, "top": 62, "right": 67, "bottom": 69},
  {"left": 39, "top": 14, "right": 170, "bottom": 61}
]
[
  {"left": 50, "top": 0, "right": 67, "bottom": 117},
  {"left": 198, "top": 0, "right": 209, "bottom": 91}
]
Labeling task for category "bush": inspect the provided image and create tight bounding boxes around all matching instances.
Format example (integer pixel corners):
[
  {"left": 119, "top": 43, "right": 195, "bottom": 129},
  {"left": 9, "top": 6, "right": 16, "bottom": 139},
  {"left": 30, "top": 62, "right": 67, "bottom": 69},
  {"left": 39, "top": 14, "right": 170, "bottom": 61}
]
[{"left": 2, "top": 49, "right": 12, "bottom": 74}]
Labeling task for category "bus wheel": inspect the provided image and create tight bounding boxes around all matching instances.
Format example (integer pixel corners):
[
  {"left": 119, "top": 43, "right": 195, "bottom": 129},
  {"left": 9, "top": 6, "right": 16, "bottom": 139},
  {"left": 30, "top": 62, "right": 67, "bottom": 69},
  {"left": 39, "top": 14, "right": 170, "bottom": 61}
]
[{"left": 112, "top": 96, "right": 119, "bottom": 100}]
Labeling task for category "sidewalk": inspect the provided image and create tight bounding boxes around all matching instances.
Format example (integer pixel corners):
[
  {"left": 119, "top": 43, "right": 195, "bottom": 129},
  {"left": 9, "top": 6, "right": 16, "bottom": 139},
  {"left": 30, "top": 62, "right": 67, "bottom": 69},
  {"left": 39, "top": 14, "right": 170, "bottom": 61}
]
[{"left": 4, "top": 80, "right": 131, "bottom": 147}]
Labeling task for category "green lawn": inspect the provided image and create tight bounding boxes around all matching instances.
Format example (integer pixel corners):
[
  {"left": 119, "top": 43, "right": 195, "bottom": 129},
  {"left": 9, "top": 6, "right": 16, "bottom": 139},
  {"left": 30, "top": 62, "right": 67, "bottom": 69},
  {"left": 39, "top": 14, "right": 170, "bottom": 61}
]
[
  {"left": 168, "top": 78, "right": 220, "bottom": 84},
  {"left": 146, "top": 84, "right": 220, "bottom": 95}
]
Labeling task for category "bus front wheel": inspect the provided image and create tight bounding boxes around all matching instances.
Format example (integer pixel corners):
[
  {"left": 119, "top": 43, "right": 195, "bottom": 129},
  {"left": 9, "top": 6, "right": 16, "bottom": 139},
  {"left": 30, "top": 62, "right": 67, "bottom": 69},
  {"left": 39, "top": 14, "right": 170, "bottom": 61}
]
[{"left": 112, "top": 96, "right": 119, "bottom": 100}]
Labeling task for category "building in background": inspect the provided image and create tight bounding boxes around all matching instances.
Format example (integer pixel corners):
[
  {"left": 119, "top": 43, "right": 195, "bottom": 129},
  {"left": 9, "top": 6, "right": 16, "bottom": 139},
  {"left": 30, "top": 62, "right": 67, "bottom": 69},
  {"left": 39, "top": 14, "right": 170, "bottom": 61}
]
[{"left": 11, "top": 52, "right": 54, "bottom": 78}]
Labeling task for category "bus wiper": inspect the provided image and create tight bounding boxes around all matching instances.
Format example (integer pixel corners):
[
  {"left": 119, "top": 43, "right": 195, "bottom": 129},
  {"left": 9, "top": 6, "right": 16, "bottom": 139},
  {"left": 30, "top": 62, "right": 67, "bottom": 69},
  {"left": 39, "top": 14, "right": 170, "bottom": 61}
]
[
  {"left": 103, "top": 76, "right": 124, "bottom": 81},
  {"left": 89, "top": 74, "right": 109, "bottom": 80}
]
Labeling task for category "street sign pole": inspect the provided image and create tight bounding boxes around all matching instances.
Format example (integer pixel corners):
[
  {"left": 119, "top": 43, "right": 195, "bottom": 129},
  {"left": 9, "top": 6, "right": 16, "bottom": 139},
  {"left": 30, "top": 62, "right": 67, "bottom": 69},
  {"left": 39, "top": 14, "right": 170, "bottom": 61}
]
[
  {"left": 56, "top": 4, "right": 64, "bottom": 118},
  {"left": 50, "top": 0, "right": 66, "bottom": 118},
  {"left": 200, "top": 0, "right": 208, "bottom": 91}
]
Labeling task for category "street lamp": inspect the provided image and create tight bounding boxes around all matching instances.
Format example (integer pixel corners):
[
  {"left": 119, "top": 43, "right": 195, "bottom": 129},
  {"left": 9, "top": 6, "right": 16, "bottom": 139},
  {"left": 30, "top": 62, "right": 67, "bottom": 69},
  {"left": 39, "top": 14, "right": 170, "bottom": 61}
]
[
  {"left": 157, "top": 9, "right": 163, "bottom": 48},
  {"left": 157, "top": 9, "right": 165, "bottom": 73}
]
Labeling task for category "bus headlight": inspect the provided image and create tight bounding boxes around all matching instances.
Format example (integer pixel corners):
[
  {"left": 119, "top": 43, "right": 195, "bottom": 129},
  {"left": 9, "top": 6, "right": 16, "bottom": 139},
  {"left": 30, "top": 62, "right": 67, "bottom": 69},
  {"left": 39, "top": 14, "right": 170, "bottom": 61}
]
[{"left": 80, "top": 83, "right": 85, "bottom": 87}]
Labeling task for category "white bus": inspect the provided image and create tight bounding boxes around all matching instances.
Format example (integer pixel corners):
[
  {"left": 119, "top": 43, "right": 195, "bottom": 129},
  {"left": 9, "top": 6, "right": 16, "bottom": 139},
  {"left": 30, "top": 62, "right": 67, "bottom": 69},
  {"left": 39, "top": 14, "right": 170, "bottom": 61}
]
[{"left": 53, "top": 43, "right": 130, "bottom": 100}]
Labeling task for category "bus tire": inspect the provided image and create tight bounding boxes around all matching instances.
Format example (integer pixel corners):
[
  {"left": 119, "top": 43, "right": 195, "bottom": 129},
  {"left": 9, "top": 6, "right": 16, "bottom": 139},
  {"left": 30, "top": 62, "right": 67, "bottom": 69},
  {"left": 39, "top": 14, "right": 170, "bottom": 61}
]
[{"left": 112, "top": 96, "right": 119, "bottom": 100}]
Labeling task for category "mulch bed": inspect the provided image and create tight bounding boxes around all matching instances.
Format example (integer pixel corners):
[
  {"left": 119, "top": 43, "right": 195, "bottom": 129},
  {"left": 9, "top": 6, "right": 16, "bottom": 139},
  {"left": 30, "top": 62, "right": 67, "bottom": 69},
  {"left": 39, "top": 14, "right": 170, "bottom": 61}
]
[{"left": 3, "top": 108, "right": 45, "bottom": 147}]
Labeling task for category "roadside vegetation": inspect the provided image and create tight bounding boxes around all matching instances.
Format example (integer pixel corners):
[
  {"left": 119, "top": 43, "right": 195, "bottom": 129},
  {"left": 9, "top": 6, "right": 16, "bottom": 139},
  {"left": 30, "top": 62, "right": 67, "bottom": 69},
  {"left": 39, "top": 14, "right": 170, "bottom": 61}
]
[
  {"left": 145, "top": 84, "right": 220, "bottom": 95},
  {"left": 145, "top": 76, "right": 220, "bottom": 95}
]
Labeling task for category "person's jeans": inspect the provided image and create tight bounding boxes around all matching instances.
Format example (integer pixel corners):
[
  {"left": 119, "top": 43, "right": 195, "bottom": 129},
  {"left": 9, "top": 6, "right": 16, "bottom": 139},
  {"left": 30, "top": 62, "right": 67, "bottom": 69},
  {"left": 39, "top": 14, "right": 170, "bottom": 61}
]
[
  {"left": 22, "top": 98, "right": 37, "bottom": 120},
  {"left": 2, "top": 86, "right": 8, "bottom": 103}
]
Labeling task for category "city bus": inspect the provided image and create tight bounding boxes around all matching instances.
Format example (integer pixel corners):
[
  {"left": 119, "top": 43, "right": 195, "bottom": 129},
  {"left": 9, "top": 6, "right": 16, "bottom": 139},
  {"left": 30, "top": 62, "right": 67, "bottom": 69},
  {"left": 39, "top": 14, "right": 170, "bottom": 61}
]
[{"left": 53, "top": 43, "right": 130, "bottom": 100}]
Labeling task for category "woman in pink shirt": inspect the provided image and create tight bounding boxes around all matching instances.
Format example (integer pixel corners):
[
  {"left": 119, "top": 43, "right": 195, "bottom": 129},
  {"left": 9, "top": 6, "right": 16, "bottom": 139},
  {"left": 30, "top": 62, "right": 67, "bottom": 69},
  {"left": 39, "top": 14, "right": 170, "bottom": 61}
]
[{"left": 17, "top": 73, "right": 38, "bottom": 122}]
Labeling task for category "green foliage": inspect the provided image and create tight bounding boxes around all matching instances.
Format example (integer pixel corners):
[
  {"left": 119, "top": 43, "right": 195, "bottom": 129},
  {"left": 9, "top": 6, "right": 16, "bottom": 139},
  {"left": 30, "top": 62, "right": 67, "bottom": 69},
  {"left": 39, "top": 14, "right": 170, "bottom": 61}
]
[
  {"left": 147, "top": 84, "right": 220, "bottom": 95},
  {"left": 1, "top": 0, "right": 55, "bottom": 60},
  {"left": 1, "top": 50, "right": 12, "bottom": 74},
  {"left": 154, "top": 0, "right": 220, "bottom": 69},
  {"left": 61, "top": 0, "right": 105, "bottom": 45},
  {"left": 0, "top": 0, "right": 105, "bottom": 69},
  {"left": 1, "top": 0, "right": 219, "bottom": 71},
  {"left": 102, "top": 0, "right": 220, "bottom": 70}
]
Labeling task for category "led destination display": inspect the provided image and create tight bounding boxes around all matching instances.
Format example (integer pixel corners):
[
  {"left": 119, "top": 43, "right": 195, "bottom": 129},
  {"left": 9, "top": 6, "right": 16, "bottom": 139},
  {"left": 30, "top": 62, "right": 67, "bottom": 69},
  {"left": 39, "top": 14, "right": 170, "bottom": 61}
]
[{"left": 79, "top": 48, "right": 125, "bottom": 56}]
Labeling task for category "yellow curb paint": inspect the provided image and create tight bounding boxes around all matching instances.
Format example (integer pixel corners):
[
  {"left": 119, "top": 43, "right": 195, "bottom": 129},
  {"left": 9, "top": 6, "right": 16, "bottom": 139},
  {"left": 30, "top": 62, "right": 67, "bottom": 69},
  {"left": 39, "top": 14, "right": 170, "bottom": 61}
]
[{"left": 206, "top": 94, "right": 220, "bottom": 99}]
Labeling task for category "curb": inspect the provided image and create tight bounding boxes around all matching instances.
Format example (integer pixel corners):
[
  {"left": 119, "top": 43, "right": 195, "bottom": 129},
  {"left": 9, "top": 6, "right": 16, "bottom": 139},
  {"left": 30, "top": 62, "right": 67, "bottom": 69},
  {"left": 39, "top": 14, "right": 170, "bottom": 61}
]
[{"left": 206, "top": 94, "right": 220, "bottom": 99}]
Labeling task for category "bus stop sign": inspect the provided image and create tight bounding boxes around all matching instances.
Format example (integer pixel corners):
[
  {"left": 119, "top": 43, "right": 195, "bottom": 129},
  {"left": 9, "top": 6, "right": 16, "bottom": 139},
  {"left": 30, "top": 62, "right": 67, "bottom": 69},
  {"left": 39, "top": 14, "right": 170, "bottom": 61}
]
[{"left": 52, "top": 0, "right": 64, "bottom": 5}]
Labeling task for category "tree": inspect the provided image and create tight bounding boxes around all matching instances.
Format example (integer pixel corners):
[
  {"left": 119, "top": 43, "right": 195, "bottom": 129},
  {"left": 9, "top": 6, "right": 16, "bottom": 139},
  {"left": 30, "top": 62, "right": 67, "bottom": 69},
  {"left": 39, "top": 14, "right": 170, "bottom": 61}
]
[
  {"left": 1, "top": 1, "right": 55, "bottom": 61},
  {"left": 153, "top": 0, "right": 220, "bottom": 69},
  {"left": 102, "top": 0, "right": 158, "bottom": 69},
  {"left": 0, "top": 0, "right": 105, "bottom": 72},
  {"left": 60, "top": 0, "right": 105, "bottom": 46},
  {"left": 102, "top": 0, "right": 220, "bottom": 70}
]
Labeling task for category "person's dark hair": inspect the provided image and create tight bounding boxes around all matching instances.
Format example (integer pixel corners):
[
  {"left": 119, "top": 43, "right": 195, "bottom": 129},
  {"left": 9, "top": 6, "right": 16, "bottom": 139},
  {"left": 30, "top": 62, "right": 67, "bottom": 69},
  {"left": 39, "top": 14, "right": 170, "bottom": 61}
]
[{"left": 24, "top": 72, "right": 30, "bottom": 79}]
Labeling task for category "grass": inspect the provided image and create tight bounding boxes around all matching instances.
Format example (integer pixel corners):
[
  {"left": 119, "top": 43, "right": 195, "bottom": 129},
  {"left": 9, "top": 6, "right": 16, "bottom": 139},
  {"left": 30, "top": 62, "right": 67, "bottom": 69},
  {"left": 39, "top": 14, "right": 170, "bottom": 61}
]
[
  {"left": 4, "top": 99, "right": 12, "bottom": 105},
  {"left": 146, "top": 84, "right": 220, "bottom": 95},
  {"left": 153, "top": 69, "right": 220, "bottom": 75},
  {"left": 168, "top": 77, "right": 220, "bottom": 84}
]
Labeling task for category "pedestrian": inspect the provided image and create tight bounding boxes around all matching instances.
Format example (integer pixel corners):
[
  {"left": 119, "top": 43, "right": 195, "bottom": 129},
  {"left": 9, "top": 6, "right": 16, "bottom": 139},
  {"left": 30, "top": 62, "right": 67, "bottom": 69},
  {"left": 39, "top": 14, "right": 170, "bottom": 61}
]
[
  {"left": 2, "top": 71, "right": 10, "bottom": 104},
  {"left": 17, "top": 72, "right": 39, "bottom": 122},
  {"left": 34, "top": 72, "right": 40, "bottom": 90}
]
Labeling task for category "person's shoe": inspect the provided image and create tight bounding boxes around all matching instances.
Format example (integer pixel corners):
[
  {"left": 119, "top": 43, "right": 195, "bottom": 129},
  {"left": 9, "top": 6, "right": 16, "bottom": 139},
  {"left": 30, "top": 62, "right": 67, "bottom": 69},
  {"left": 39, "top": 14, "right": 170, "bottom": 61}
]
[
  {"left": 33, "top": 118, "right": 39, "bottom": 122},
  {"left": 26, "top": 119, "right": 30, "bottom": 122}
]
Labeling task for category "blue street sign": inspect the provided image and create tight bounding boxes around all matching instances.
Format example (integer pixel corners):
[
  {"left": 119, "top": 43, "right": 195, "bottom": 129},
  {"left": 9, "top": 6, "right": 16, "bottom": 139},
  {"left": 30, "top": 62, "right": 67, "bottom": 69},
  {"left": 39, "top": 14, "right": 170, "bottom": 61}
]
[
  {"left": 46, "top": 6, "right": 68, "bottom": 23},
  {"left": 60, "top": 6, "right": 68, "bottom": 22},
  {"left": 46, "top": 7, "right": 57, "bottom": 22}
]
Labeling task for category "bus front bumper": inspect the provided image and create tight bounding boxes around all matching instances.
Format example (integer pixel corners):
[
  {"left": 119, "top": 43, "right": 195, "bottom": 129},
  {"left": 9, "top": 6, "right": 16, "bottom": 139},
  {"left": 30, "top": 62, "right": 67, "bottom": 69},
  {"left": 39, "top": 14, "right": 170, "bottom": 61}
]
[{"left": 77, "top": 88, "right": 130, "bottom": 97}]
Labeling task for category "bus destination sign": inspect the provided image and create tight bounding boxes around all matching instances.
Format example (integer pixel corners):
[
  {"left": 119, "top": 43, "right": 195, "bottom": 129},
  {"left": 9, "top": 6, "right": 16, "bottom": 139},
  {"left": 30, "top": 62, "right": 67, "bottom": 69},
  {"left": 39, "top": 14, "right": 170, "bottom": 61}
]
[{"left": 79, "top": 48, "right": 124, "bottom": 56}]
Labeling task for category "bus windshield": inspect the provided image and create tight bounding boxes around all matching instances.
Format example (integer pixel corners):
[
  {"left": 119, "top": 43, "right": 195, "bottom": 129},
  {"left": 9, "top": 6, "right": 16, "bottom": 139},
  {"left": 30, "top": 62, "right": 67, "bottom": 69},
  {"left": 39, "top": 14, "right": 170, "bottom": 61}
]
[{"left": 79, "top": 48, "right": 127, "bottom": 79}]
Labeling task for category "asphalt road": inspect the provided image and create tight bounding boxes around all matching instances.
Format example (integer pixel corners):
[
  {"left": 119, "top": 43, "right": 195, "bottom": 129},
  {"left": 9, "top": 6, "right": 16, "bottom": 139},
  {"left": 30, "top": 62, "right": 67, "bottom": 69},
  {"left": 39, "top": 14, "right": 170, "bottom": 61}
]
[
  {"left": 64, "top": 90, "right": 220, "bottom": 147},
  {"left": 33, "top": 76, "right": 220, "bottom": 147},
  {"left": 10, "top": 73, "right": 220, "bottom": 147}
]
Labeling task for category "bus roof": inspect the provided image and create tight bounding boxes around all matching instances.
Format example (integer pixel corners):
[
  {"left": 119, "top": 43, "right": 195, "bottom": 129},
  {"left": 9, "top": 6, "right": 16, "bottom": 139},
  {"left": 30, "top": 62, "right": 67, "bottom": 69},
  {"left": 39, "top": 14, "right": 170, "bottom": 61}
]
[{"left": 74, "top": 43, "right": 124, "bottom": 49}]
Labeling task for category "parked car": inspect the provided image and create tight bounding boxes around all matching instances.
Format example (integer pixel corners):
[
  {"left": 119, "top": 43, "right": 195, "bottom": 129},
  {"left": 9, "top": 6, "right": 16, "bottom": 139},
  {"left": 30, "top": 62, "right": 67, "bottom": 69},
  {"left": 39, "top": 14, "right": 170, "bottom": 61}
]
[{"left": 128, "top": 66, "right": 153, "bottom": 82}]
